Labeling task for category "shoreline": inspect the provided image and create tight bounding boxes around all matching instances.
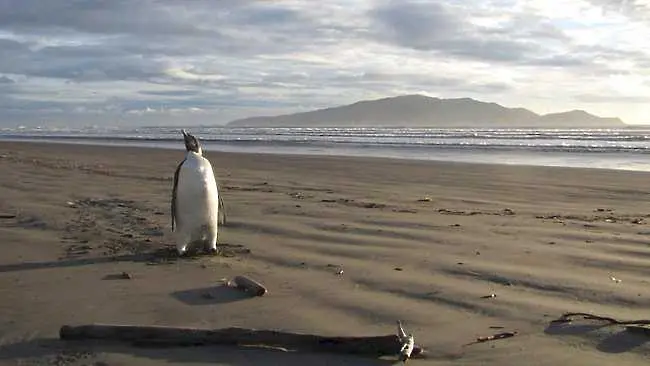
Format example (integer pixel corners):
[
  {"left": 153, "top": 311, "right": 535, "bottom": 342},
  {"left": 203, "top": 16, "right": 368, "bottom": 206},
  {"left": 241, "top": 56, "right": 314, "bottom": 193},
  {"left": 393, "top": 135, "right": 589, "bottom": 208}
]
[{"left": 3, "top": 138, "right": 650, "bottom": 175}]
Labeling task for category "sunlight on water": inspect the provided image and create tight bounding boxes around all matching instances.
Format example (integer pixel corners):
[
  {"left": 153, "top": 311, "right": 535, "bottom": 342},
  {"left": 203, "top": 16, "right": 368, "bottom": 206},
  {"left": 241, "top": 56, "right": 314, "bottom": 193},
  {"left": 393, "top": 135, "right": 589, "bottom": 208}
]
[{"left": 2, "top": 126, "right": 650, "bottom": 172}]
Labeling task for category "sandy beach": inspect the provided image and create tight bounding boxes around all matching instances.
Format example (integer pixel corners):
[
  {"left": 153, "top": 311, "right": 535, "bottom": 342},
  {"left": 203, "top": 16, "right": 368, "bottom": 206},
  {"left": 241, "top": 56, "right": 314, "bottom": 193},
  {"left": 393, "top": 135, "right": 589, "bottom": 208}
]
[{"left": 0, "top": 140, "right": 649, "bottom": 365}]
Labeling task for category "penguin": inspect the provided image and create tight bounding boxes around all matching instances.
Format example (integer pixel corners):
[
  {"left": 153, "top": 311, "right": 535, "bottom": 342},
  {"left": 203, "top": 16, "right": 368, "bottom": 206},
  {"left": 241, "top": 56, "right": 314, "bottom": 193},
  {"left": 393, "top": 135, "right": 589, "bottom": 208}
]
[{"left": 171, "top": 129, "right": 224, "bottom": 255}]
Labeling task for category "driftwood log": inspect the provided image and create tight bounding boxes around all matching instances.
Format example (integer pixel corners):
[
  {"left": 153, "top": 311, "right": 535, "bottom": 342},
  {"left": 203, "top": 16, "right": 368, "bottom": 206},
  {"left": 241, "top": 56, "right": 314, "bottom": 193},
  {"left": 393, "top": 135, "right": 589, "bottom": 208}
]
[
  {"left": 59, "top": 324, "right": 424, "bottom": 358},
  {"left": 232, "top": 275, "right": 267, "bottom": 296},
  {"left": 550, "top": 312, "right": 650, "bottom": 337}
]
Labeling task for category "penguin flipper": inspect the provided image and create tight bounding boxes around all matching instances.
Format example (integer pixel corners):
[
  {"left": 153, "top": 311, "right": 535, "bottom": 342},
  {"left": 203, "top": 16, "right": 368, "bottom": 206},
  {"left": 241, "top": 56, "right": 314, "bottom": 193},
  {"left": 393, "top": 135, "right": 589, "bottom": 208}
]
[
  {"left": 171, "top": 159, "right": 185, "bottom": 231},
  {"left": 218, "top": 194, "right": 226, "bottom": 225}
]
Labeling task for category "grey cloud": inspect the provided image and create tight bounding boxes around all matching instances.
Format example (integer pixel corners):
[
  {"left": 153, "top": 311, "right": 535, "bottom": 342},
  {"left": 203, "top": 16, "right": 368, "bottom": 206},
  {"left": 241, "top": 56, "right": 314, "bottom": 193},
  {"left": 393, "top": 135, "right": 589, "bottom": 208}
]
[
  {"left": 0, "top": 0, "right": 358, "bottom": 86},
  {"left": 262, "top": 71, "right": 514, "bottom": 96},
  {"left": 370, "top": 0, "right": 650, "bottom": 76},
  {"left": 370, "top": 1, "right": 474, "bottom": 52},
  {"left": 0, "top": 96, "right": 74, "bottom": 113},
  {"left": 574, "top": 94, "right": 649, "bottom": 103},
  {"left": 0, "top": 38, "right": 30, "bottom": 52},
  {"left": 369, "top": 0, "right": 603, "bottom": 68},
  {"left": 570, "top": 44, "right": 650, "bottom": 75},
  {"left": 0, "top": 76, "right": 15, "bottom": 84},
  {"left": 100, "top": 95, "right": 302, "bottom": 115},
  {"left": 522, "top": 55, "right": 590, "bottom": 67},
  {"left": 0, "top": 0, "right": 343, "bottom": 56},
  {"left": 0, "top": 41, "right": 169, "bottom": 82},
  {"left": 138, "top": 90, "right": 202, "bottom": 97},
  {"left": 369, "top": 1, "right": 537, "bottom": 62},
  {"left": 586, "top": 0, "right": 650, "bottom": 21},
  {"left": 0, "top": 0, "right": 646, "bottom": 126},
  {"left": 634, "top": 58, "right": 650, "bottom": 69},
  {"left": 0, "top": 0, "right": 205, "bottom": 36},
  {"left": 478, "top": 12, "right": 571, "bottom": 42}
]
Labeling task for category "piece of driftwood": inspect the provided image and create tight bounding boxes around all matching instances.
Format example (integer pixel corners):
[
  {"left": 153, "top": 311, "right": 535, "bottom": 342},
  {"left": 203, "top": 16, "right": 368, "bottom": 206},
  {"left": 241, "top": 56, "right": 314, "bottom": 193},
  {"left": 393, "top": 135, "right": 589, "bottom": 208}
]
[
  {"left": 475, "top": 331, "right": 517, "bottom": 343},
  {"left": 232, "top": 275, "right": 267, "bottom": 296},
  {"left": 463, "top": 331, "right": 518, "bottom": 347},
  {"left": 550, "top": 312, "right": 650, "bottom": 338},
  {"left": 0, "top": 214, "right": 16, "bottom": 219},
  {"left": 550, "top": 312, "right": 650, "bottom": 327},
  {"left": 59, "top": 324, "right": 425, "bottom": 358}
]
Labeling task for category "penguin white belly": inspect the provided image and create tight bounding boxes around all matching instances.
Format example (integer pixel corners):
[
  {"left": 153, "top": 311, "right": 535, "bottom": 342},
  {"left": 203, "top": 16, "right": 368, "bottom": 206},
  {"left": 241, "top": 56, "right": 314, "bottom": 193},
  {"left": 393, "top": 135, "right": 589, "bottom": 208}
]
[{"left": 175, "top": 154, "right": 220, "bottom": 254}]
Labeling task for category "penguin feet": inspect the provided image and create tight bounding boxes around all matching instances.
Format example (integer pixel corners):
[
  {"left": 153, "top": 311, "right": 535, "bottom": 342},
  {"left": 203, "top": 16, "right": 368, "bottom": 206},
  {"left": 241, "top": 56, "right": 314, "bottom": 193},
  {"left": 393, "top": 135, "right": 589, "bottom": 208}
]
[
  {"left": 204, "top": 241, "right": 218, "bottom": 255},
  {"left": 176, "top": 245, "right": 188, "bottom": 257},
  {"left": 205, "top": 233, "right": 218, "bottom": 255}
]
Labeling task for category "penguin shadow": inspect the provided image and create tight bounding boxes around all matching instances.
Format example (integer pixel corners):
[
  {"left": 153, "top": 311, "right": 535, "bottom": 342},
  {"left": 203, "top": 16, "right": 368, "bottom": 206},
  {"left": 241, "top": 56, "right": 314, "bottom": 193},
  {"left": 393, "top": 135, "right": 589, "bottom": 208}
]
[
  {"left": 0, "top": 255, "right": 142, "bottom": 273},
  {"left": 170, "top": 284, "right": 252, "bottom": 305},
  {"left": 0, "top": 244, "right": 250, "bottom": 274},
  {"left": 544, "top": 322, "right": 650, "bottom": 354}
]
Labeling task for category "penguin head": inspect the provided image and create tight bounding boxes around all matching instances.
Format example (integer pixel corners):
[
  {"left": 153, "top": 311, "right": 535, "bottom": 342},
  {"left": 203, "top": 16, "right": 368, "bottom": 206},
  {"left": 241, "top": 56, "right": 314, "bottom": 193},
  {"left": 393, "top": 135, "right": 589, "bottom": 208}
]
[{"left": 181, "top": 129, "right": 202, "bottom": 155}]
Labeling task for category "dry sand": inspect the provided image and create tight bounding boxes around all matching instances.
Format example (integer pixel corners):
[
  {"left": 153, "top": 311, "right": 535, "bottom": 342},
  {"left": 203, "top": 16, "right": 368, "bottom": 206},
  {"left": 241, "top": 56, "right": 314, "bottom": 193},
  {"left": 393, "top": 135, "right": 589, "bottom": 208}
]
[{"left": 0, "top": 140, "right": 649, "bottom": 365}]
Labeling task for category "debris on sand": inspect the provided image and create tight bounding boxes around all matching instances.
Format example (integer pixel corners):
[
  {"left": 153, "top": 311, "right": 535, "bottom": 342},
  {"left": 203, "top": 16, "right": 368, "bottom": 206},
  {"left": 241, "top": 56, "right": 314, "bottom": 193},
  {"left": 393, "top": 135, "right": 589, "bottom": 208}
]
[
  {"left": 475, "top": 331, "right": 518, "bottom": 343},
  {"left": 231, "top": 275, "right": 268, "bottom": 297},
  {"left": 103, "top": 272, "right": 133, "bottom": 280}
]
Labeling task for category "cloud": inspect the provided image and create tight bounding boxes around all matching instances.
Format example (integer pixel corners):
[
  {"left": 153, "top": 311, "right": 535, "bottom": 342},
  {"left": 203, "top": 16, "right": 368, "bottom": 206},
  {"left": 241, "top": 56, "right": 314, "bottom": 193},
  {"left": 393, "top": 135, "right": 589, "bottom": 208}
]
[
  {"left": 575, "top": 93, "right": 649, "bottom": 103},
  {"left": 368, "top": 0, "right": 644, "bottom": 71},
  {"left": 586, "top": 0, "right": 650, "bottom": 21},
  {"left": 370, "top": 1, "right": 558, "bottom": 63},
  {"left": 0, "top": 0, "right": 649, "bottom": 126},
  {"left": 138, "top": 90, "right": 202, "bottom": 97},
  {"left": 0, "top": 76, "right": 15, "bottom": 84}
]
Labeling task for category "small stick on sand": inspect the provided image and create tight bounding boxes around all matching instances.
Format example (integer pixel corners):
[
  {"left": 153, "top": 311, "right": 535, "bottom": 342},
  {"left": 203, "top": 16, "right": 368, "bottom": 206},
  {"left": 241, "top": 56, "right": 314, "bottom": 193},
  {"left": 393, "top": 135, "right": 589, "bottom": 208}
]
[
  {"left": 232, "top": 275, "right": 267, "bottom": 296},
  {"left": 59, "top": 323, "right": 426, "bottom": 359},
  {"left": 475, "top": 331, "right": 517, "bottom": 343},
  {"left": 550, "top": 312, "right": 650, "bottom": 327},
  {"left": 463, "top": 331, "right": 518, "bottom": 346},
  {"left": 0, "top": 214, "right": 16, "bottom": 219}
]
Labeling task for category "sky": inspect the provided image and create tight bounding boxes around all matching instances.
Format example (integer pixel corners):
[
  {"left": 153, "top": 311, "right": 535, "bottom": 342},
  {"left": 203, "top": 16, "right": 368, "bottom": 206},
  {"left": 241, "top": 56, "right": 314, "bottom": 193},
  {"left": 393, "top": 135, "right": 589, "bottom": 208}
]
[{"left": 0, "top": 0, "right": 649, "bottom": 127}]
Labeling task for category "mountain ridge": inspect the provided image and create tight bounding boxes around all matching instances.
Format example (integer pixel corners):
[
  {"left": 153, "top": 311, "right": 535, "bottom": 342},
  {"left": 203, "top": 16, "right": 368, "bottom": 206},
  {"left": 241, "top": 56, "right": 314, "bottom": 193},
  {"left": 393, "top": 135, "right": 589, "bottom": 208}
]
[{"left": 226, "top": 94, "right": 625, "bottom": 128}]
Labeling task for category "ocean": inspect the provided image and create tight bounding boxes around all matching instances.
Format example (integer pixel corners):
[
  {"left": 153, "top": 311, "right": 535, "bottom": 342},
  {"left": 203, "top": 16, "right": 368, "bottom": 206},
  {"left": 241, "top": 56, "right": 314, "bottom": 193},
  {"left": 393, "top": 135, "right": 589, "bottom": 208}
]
[{"left": 2, "top": 126, "right": 650, "bottom": 172}]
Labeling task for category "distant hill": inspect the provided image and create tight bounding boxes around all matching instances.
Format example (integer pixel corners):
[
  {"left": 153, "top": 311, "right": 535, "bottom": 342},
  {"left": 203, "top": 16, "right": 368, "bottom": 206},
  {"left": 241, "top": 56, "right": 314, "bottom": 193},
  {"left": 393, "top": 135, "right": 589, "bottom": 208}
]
[{"left": 226, "top": 94, "right": 625, "bottom": 128}]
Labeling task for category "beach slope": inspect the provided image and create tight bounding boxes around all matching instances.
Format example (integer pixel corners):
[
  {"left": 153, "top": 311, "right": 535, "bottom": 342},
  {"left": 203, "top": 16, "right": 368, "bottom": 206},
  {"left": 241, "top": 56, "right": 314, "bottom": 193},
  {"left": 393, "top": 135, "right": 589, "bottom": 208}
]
[{"left": 0, "top": 141, "right": 649, "bottom": 365}]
